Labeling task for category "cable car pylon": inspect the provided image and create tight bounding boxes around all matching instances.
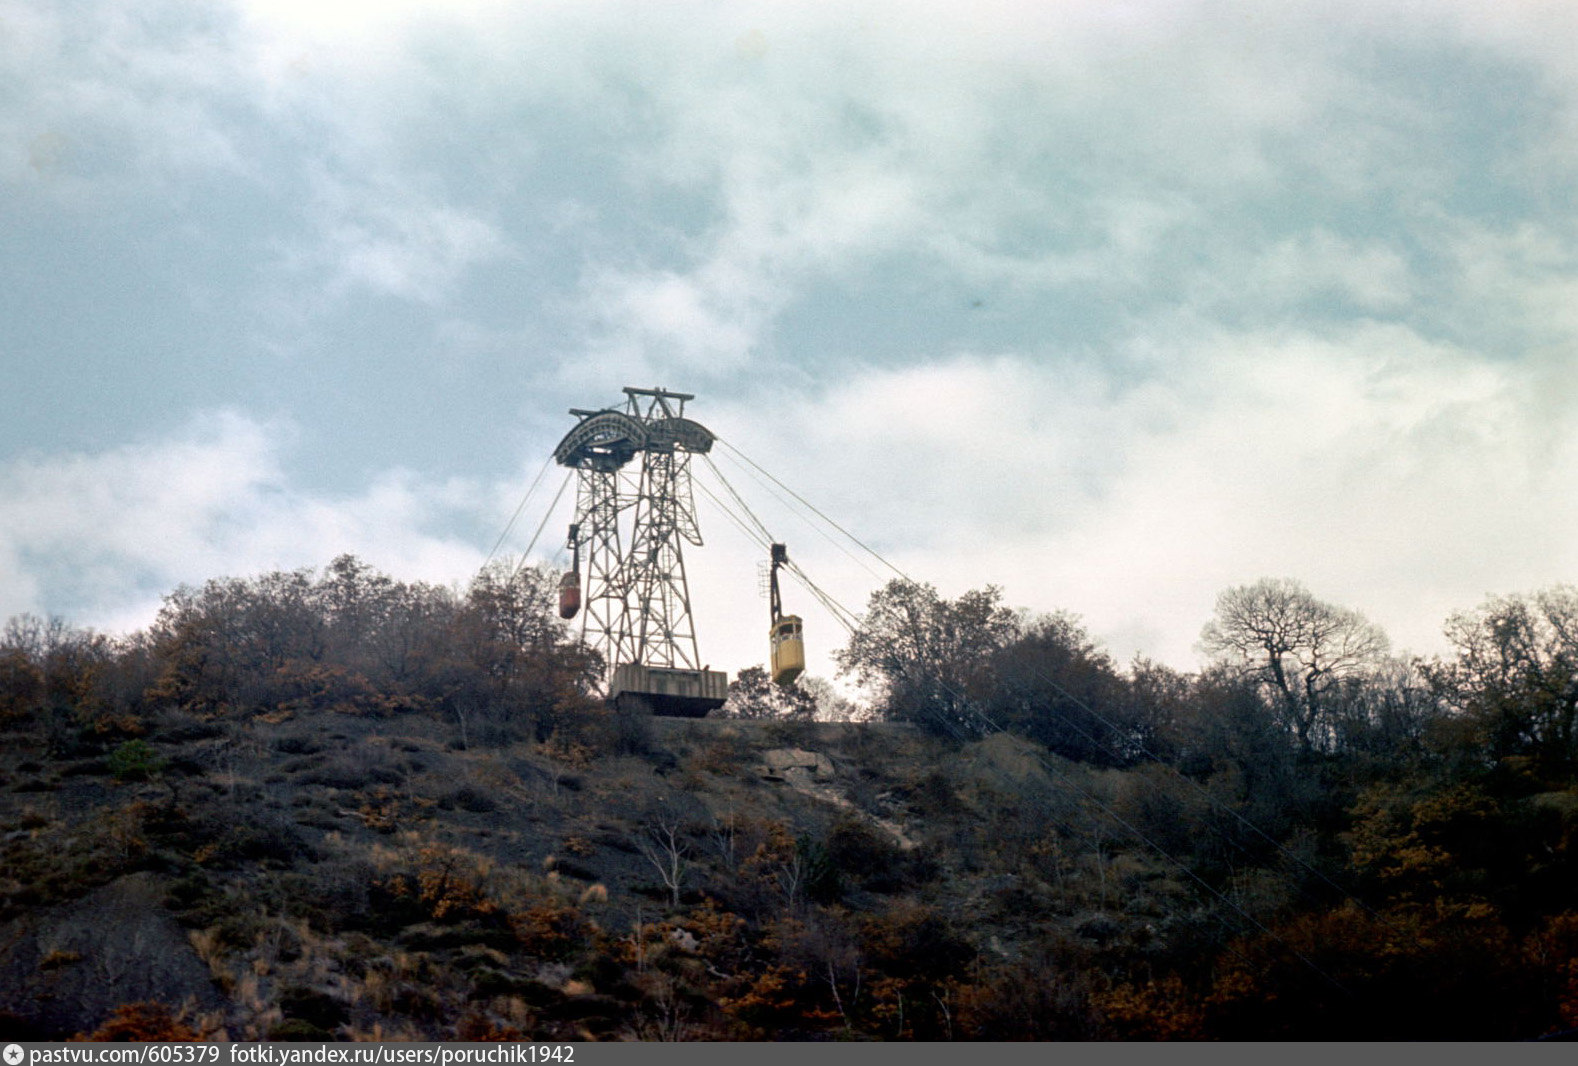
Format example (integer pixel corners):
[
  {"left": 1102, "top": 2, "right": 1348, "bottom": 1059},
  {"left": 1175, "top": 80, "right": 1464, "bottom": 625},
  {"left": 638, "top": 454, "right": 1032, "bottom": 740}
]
[{"left": 553, "top": 387, "right": 728, "bottom": 717}]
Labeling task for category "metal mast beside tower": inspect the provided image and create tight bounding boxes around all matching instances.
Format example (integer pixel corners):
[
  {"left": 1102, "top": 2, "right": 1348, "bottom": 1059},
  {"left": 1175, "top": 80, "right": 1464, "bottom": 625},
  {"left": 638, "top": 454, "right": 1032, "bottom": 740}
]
[{"left": 553, "top": 387, "right": 728, "bottom": 717}]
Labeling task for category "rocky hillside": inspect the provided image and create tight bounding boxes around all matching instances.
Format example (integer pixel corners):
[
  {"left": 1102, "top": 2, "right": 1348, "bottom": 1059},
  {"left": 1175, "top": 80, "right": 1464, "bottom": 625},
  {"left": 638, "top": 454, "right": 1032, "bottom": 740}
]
[
  {"left": 0, "top": 701, "right": 1187, "bottom": 1041},
  {"left": 6, "top": 559, "right": 1578, "bottom": 1040}
]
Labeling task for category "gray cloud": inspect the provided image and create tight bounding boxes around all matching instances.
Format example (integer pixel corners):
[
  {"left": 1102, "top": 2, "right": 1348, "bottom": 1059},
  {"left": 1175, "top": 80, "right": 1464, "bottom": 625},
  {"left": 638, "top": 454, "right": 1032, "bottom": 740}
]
[{"left": 4, "top": 0, "right": 1577, "bottom": 680}]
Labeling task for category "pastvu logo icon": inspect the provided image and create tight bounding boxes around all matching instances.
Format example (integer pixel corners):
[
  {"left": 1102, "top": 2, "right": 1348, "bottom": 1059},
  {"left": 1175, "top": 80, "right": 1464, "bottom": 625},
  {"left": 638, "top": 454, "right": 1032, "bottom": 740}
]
[{"left": 4, "top": 1043, "right": 24, "bottom": 1065}]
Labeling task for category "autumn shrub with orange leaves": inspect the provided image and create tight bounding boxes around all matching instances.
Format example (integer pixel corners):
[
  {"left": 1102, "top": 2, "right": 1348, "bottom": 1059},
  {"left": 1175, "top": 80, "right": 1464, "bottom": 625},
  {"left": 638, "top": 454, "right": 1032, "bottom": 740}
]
[
  {"left": 715, "top": 963, "right": 807, "bottom": 1034},
  {"left": 73, "top": 1002, "right": 202, "bottom": 1042},
  {"left": 1095, "top": 974, "right": 1204, "bottom": 1041},
  {"left": 509, "top": 899, "right": 588, "bottom": 961},
  {"left": 388, "top": 842, "right": 502, "bottom": 923},
  {"left": 1345, "top": 782, "right": 1503, "bottom": 903}
]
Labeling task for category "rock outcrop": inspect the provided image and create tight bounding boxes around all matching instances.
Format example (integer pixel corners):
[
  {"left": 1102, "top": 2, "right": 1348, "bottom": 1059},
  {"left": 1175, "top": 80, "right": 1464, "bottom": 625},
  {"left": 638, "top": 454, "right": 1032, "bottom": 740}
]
[{"left": 755, "top": 748, "right": 835, "bottom": 784}]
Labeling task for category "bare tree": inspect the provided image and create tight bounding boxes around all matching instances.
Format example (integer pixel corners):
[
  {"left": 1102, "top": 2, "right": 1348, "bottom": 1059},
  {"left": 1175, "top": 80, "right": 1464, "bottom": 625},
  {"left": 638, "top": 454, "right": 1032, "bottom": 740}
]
[
  {"left": 636, "top": 813, "right": 692, "bottom": 909},
  {"left": 1200, "top": 577, "right": 1389, "bottom": 754},
  {"left": 630, "top": 973, "right": 694, "bottom": 1041},
  {"left": 772, "top": 843, "right": 809, "bottom": 909},
  {"left": 708, "top": 813, "right": 739, "bottom": 871}
]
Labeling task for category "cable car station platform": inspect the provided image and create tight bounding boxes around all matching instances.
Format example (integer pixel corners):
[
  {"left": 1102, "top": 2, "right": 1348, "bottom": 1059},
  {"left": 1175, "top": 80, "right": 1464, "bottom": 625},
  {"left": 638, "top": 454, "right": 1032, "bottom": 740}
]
[{"left": 610, "top": 663, "right": 729, "bottom": 718}]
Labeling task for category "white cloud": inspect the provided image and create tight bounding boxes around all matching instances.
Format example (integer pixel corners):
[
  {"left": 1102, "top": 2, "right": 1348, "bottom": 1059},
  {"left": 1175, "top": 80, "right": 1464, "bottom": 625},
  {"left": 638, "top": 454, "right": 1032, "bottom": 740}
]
[
  {"left": 696, "top": 329, "right": 1578, "bottom": 676},
  {"left": 570, "top": 266, "right": 770, "bottom": 382},
  {"left": 302, "top": 172, "right": 510, "bottom": 304},
  {"left": 0, "top": 411, "right": 488, "bottom": 632},
  {"left": 0, "top": 0, "right": 257, "bottom": 198},
  {"left": 1441, "top": 220, "right": 1578, "bottom": 349},
  {"left": 17, "top": 0, "right": 1571, "bottom": 344},
  {"left": 523, "top": 0, "right": 1536, "bottom": 368},
  {"left": 1251, "top": 230, "right": 1416, "bottom": 312},
  {"left": 1044, "top": 325, "right": 1572, "bottom": 665}
]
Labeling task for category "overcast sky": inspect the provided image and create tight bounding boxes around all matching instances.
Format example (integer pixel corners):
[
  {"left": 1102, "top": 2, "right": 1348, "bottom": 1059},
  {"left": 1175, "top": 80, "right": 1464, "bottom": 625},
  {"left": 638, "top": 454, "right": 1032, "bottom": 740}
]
[{"left": 3, "top": 0, "right": 1576, "bottom": 685}]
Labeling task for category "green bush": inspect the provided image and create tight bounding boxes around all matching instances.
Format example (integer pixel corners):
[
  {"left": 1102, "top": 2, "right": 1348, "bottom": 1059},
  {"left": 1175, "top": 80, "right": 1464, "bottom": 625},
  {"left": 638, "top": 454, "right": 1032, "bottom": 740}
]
[
  {"left": 796, "top": 833, "right": 841, "bottom": 903},
  {"left": 107, "top": 739, "right": 164, "bottom": 781}
]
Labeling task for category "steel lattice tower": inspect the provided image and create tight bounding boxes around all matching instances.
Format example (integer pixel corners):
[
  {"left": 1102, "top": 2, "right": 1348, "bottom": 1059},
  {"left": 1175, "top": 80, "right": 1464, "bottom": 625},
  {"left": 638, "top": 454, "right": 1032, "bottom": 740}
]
[
  {"left": 629, "top": 442, "right": 703, "bottom": 668},
  {"left": 553, "top": 387, "right": 723, "bottom": 713},
  {"left": 570, "top": 467, "right": 635, "bottom": 670}
]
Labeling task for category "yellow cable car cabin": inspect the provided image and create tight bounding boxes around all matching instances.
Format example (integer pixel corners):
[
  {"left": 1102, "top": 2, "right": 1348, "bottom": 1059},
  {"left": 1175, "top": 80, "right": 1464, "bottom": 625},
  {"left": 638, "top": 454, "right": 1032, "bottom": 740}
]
[{"left": 770, "top": 614, "right": 805, "bottom": 686}]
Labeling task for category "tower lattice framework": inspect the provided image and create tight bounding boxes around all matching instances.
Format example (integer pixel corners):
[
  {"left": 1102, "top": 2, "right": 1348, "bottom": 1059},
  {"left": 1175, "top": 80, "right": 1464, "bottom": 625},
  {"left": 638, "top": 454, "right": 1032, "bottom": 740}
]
[
  {"left": 571, "top": 467, "right": 635, "bottom": 671},
  {"left": 554, "top": 387, "right": 714, "bottom": 679}
]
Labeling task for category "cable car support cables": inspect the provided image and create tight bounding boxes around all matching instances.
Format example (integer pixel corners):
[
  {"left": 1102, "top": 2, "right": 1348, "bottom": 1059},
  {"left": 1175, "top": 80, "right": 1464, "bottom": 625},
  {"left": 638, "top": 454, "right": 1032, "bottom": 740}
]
[
  {"left": 697, "top": 428, "right": 1380, "bottom": 984},
  {"left": 506, "top": 469, "right": 575, "bottom": 581},
  {"left": 710, "top": 449, "right": 885, "bottom": 582},
  {"left": 715, "top": 438, "right": 911, "bottom": 584},
  {"left": 696, "top": 457, "right": 864, "bottom": 635},
  {"left": 782, "top": 560, "right": 862, "bottom": 634},
  {"left": 707, "top": 439, "right": 1378, "bottom": 920},
  {"left": 698, "top": 454, "right": 776, "bottom": 548},
  {"left": 484, "top": 452, "right": 557, "bottom": 569},
  {"left": 692, "top": 475, "right": 773, "bottom": 556}
]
